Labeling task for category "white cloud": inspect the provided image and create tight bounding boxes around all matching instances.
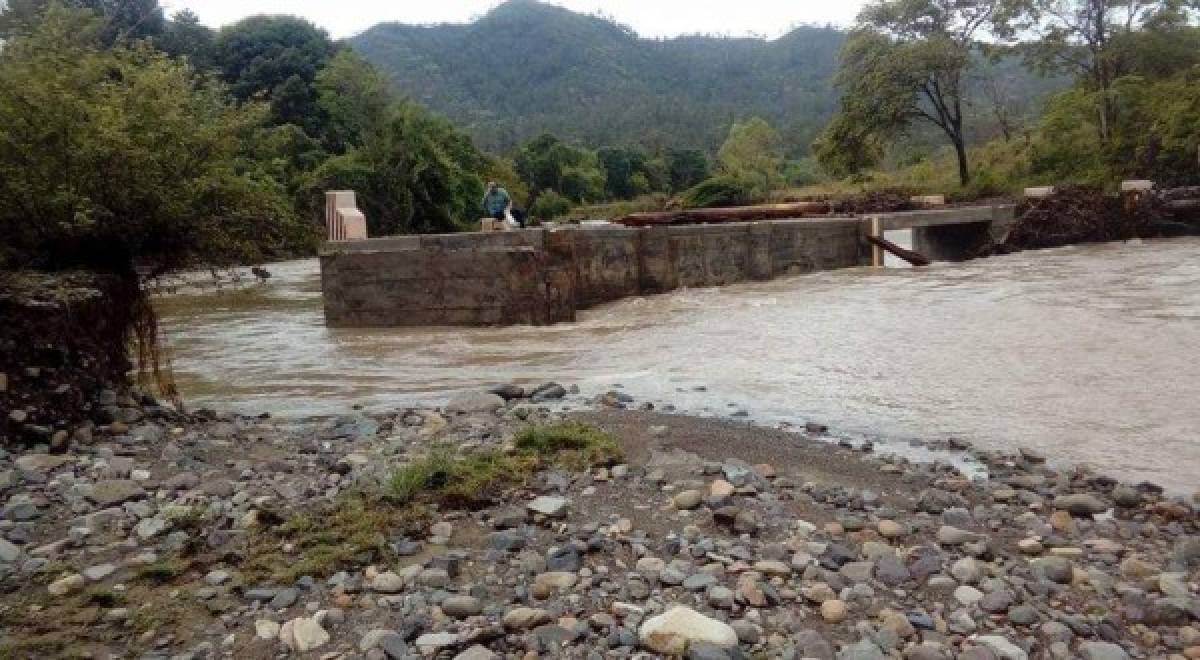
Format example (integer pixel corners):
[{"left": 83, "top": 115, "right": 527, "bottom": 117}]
[{"left": 162, "top": 0, "right": 866, "bottom": 39}]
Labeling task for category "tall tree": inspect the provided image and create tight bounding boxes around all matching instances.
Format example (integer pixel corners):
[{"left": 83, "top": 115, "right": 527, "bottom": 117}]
[
  {"left": 1021, "top": 0, "right": 1195, "bottom": 142},
  {"left": 666, "top": 149, "right": 710, "bottom": 192},
  {"left": 815, "top": 0, "right": 1018, "bottom": 185},
  {"left": 718, "top": 117, "right": 785, "bottom": 195},
  {"left": 213, "top": 15, "right": 335, "bottom": 135},
  {"left": 0, "top": 0, "right": 163, "bottom": 43},
  {"left": 0, "top": 5, "right": 303, "bottom": 274},
  {"left": 515, "top": 133, "right": 604, "bottom": 204},
  {"left": 315, "top": 50, "right": 392, "bottom": 153},
  {"left": 158, "top": 9, "right": 216, "bottom": 70},
  {"left": 306, "top": 103, "right": 491, "bottom": 235}
]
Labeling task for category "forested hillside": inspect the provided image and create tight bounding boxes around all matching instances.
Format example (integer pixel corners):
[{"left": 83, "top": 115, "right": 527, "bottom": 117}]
[{"left": 351, "top": 0, "right": 847, "bottom": 155}]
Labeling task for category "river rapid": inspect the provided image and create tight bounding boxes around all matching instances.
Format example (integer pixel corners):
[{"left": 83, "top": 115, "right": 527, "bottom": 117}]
[{"left": 156, "top": 236, "right": 1200, "bottom": 493}]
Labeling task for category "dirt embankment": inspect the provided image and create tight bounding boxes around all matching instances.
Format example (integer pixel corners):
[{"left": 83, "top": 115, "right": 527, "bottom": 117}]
[{"left": 0, "top": 272, "right": 142, "bottom": 449}]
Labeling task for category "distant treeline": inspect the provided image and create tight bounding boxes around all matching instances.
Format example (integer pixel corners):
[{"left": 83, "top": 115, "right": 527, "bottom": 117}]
[
  {"left": 1, "top": 0, "right": 1198, "bottom": 283},
  {"left": 351, "top": 0, "right": 1062, "bottom": 158}
]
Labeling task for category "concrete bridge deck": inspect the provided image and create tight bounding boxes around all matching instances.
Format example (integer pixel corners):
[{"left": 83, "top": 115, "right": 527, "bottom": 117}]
[
  {"left": 864, "top": 205, "right": 1016, "bottom": 266},
  {"left": 318, "top": 204, "right": 1015, "bottom": 327}
]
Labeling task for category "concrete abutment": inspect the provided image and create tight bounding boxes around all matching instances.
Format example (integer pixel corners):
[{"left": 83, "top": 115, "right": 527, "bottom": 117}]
[{"left": 320, "top": 206, "right": 1014, "bottom": 327}]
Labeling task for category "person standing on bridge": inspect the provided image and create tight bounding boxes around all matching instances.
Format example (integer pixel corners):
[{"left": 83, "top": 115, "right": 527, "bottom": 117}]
[
  {"left": 482, "top": 181, "right": 525, "bottom": 229},
  {"left": 480, "top": 182, "right": 513, "bottom": 229}
]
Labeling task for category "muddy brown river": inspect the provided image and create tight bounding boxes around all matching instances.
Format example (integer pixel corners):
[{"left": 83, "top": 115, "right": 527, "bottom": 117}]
[{"left": 156, "top": 236, "right": 1200, "bottom": 493}]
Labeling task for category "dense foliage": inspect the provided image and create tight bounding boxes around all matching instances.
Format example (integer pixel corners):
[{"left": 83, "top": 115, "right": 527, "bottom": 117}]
[
  {"left": 0, "top": 8, "right": 304, "bottom": 273},
  {"left": 2, "top": 0, "right": 1197, "bottom": 276},
  {"left": 351, "top": 0, "right": 848, "bottom": 156},
  {"left": 304, "top": 104, "right": 492, "bottom": 235},
  {"left": 816, "top": 0, "right": 1200, "bottom": 191},
  {"left": 0, "top": 0, "right": 513, "bottom": 274}
]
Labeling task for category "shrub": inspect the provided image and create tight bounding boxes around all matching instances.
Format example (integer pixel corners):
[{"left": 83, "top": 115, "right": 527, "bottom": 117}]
[
  {"left": 0, "top": 8, "right": 308, "bottom": 275},
  {"left": 681, "top": 176, "right": 759, "bottom": 208},
  {"left": 529, "top": 190, "right": 573, "bottom": 221}
]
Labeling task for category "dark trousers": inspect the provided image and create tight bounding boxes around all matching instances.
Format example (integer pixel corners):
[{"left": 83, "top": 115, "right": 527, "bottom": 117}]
[{"left": 491, "top": 209, "right": 527, "bottom": 228}]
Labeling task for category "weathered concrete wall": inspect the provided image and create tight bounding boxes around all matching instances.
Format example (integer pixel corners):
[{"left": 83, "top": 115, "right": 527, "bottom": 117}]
[
  {"left": 320, "top": 217, "right": 872, "bottom": 327},
  {"left": 324, "top": 210, "right": 1030, "bottom": 326},
  {"left": 909, "top": 206, "right": 1017, "bottom": 262}
]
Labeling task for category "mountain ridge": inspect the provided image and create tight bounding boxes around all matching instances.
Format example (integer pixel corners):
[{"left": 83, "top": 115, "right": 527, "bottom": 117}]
[{"left": 350, "top": 0, "right": 846, "bottom": 154}]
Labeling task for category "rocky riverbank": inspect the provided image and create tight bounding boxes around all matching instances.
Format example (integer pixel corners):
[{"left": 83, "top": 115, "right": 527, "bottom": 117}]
[{"left": 1, "top": 383, "right": 1198, "bottom": 660}]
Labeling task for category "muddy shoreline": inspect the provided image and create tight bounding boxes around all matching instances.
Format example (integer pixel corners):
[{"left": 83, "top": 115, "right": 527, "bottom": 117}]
[{"left": 0, "top": 384, "right": 1197, "bottom": 659}]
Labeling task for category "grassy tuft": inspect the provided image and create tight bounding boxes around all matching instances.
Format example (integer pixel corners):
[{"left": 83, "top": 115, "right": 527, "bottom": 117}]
[
  {"left": 514, "top": 421, "right": 624, "bottom": 469},
  {"left": 134, "top": 559, "right": 186, "bottom": 585},
  {"left": 390, "top": 421, "right": 623, "bottom": 506},
  {"left": 390, "top": 450, "right": 536, "bottom": 507},
  {"left": 83, "top": 588, "right": 125, "bottom": 608},
  {"left": 242, "top": 494, "right": 428, "bottom": 584}
]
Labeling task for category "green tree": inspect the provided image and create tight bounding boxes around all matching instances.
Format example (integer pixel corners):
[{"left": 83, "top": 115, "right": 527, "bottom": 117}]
[
  {"left": 816, "top": 0, "right": 1018, "bottom": 185},
  {"left": 717, "top": 117, "right": 785, "bottom": 195},
  {"left": 0, "top": 0, "right": 163, "bottom": 43},
  {"left": 158, "top": 9, "right": 216, "bottom": 70},
  {"left": 1020, "top": 0, "right": 1192, "bottom": 143},
  {"left": 666, "top": 148, "right": 710, "bottom": 192},
  {"left": 305, "top": 103, "right": 490, "bottom": 235},
  {"left": 0, "top": 6, "right": 305, "bottom": 274},
  {"left": 316, "top": 50, "right": 392, "bottom": 153},
  {"left": 515, "top": 133, "right": 605, "bottom": 204},
  {"left": 214, "top": 15, "right": 335, "bottom": 135},
  {"left": 528, "top": 190, "right": 572, "bottom": 221}
]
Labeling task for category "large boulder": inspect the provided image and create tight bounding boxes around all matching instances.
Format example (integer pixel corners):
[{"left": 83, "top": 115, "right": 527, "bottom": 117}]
[
  {"left": 1053, "top": 494, "right": 1108, "bottom": 517},
  {"left": 86, "top": 480, "right": 146, "bottom": 507},
  {"left": 280, "top": 616, "right": 329, "bottom": 653},
  {"left": 445, "top": 392, "right": 506, "bottom": 415},
  {"left": 638, "top": 605, "right": 738, "bottom": 655}
]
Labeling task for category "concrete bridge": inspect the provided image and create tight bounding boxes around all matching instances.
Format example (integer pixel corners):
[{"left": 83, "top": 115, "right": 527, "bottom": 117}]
[
  {"left": 865, "top": 205, "right": 1016, "bottom": 267},
  {"left": 318, "top": 204, "right": 1016, "bottom": 327}
]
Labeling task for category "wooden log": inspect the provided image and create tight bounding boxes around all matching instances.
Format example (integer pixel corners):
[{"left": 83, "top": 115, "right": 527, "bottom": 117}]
[
  {"left": 616, "top": 201, "right": 831, "bottom": 227},
  {"left": 1161, "top": 186, "right": 1200, "bottom": 201},
  {"left": 865, "top": 235, "right": 932, "bottom": 267},
  {"left": 1165, "top": 199, "right": 1200, "bottom": 212}
]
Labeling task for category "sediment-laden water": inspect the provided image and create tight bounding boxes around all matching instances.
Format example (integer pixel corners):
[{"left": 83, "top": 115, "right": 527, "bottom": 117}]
[{"left": 156, "top": 236, "right": 1200, "bottom": 492}]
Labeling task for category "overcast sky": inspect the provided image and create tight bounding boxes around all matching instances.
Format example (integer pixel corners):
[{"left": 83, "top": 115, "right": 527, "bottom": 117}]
[{"left": 163, "top": 0, "right": 868, "bottom": 40}]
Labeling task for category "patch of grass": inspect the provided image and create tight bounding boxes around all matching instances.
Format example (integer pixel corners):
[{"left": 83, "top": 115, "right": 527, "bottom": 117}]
[
  {"left": 163, "top": 504, "right": 209, "bottom": 531},
  {"left": 390, "top": 421, "right": 623, "bottom": 507},
  {"left": 390, "top": 450, "right": 536, "bottom": 507},
  {"left": 242, "top": 495, "right": 428, "bottom": 584},
  {"left": 83, "top": 588, "right": 125, "bottom": 608},
  {"left": 135, "top": 558, "right": 186, "bottom": 585},
  {"left": 565, "top": 193, "right": 673, "bottom": 222},
  {"left": 515, "top": 421, "right": 624, "bottom": 469},
  {"left": 127, "top": 599, "right": 190, "bottom": 634},
  {"left": 0, "top": 635, "right": 71, "bottom": 659}
]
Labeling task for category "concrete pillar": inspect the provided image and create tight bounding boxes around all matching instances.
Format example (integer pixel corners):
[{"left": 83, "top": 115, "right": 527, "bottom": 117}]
[
  {"left": 1120, "top": 180, "right": 1154, "bottom": 214},
  {"left": 336, "top": 209, "right": 367, "bottom": 240},
  {"left": 325, "top": 191, "right": 368, "bottom": 241},
  {"left": 867, "top": 216, "right": 885, "bottom": 268},
  {"left": 746, "top": 223, "right": 773, "bottom": 279},
  {"left": 637, "top": 226, "right": 676, "bottom": 293}
]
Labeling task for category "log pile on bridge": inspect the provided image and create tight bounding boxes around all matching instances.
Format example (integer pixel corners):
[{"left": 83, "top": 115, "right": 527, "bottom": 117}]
[
  {"left": 614, "top": 201, "right": 832, "bottom": 227},
  {"left": 613, "top": 189, "right": 937, "bottom": 227}
]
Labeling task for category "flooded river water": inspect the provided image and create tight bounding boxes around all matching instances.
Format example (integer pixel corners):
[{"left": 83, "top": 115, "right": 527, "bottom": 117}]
[{"left": 156, "top": 236, "right": 1200, "bottom": 492}]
